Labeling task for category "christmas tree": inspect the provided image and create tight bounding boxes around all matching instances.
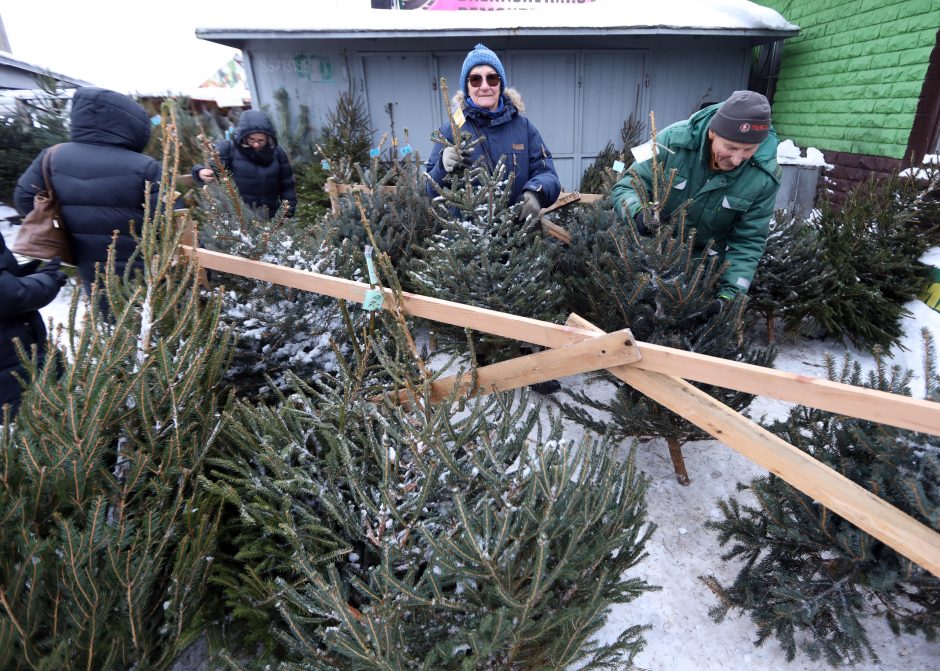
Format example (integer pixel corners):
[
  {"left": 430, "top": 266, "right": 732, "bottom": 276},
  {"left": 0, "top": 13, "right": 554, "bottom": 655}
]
[
  {"left": 325, "top": 149, "right": 438, "bottom": 289},
  {"left": 766, "top": 169, "right": 939, "bottom": 350},
  {"left": 411, "top": 147, "right": 565, "bottom": 364},
  {"left": 202, "top": 287, "right": 658, "bottom": 669},
  {"left": 560, "top": 133, "right": 775, "bottom": 484},
  {"left": 0, "top": 111, "right": 234, "bottom": 669},
  {"left": 745, "top": 210, "right": 835, "bottom": 342},
  {"left": 702, "top": 331, "right": 940, "bottom": 665}
]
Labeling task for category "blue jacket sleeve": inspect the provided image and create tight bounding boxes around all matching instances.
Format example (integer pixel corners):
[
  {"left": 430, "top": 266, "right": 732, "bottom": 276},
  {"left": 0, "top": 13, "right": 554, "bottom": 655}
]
[{"left": 521, "top": 121, "right": 561, "bottom": 207}]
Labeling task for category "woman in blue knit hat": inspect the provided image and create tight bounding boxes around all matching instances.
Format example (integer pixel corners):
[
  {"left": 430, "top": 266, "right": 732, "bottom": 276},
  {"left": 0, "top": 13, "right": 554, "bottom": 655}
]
[
  {"left": 425, "top": 43, "right": 561, "bottom": 224},
  {"left": 425, "top": 44, "right": 563, "bottom": 394}
]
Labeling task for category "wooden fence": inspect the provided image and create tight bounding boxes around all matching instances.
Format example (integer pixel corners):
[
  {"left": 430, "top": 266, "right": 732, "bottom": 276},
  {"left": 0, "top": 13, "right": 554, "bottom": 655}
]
[{"left": 179, "top": 242, "right": 940, "bottom": 578}]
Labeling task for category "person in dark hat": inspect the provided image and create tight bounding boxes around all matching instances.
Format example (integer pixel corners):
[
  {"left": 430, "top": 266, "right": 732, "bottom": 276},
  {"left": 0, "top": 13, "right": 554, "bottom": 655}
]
[
  {"left": 14, "top": 87, "right": 162, "bottom": 292},
  {"left": 191, "top": 109, "right": 297, "bottom": 219},
  {"left": 611, "top": 90, "right": 781, "bottom": 301},
  {"left": 425, "top": 43, "right": 561, "bottom": 225}
]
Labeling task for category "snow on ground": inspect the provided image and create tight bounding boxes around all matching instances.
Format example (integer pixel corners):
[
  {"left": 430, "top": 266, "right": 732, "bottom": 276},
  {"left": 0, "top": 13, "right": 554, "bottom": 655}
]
[
  {"left": 565, "top": 335, "right": 940, "bottom": 671},
  {"left": 3, "top": 204, "right": 939, "bottom": 669}
]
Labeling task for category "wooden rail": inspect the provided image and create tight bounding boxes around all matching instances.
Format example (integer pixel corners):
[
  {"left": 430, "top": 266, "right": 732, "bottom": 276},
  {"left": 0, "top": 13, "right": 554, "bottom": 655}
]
[{"left": 179, "top": 245, "right": 940, "bottom": 577}]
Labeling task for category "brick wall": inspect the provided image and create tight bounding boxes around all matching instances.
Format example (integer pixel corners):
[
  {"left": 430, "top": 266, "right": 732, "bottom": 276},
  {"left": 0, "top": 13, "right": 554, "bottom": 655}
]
[{"left": 759, "top": 0, "right": 938, "bottom": 160}]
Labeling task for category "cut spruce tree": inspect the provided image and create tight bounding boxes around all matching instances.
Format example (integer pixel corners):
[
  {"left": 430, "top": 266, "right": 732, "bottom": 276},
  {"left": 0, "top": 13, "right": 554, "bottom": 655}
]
[
  {"left": 560, "top": 139, "right": 775, "bottom": 484},
  {"left": 0, "top": 112, "right": 234, "bottom": 670},
  {"left": 202, "top": 299, "right": 658, "bottom": 670},
  {"left": 750, "top": 168, "right": 939, "bottom": 350},
  {"left": 411, "top": 145, "right": 566, "bottom": 364},
  {"left": 702, "top": 331, "right": 940, "bottom": 666}
]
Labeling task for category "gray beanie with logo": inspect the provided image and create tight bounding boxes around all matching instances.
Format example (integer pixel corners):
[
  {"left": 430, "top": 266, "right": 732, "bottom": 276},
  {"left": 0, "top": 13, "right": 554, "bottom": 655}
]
[{"left": 708, "top": 90, "right": 772, "bottom": 144}]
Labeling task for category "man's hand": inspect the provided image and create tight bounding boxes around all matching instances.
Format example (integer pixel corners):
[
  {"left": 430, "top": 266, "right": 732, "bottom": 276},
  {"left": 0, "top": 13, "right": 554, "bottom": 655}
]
[
  {"left": 442, "top": 146, "right": 464, "bottom": 173},
  {"left": 633, "top": 209, "right": 671, "bottom": 235},
  {"left": 706, "top": 290, "right": 736, "bottom": 319},
  {"left": 198, "top": 167, "right": 216, "bottom": 183},
  {"left": 517, "top": 191, "right": 541, "bottom": 223}
]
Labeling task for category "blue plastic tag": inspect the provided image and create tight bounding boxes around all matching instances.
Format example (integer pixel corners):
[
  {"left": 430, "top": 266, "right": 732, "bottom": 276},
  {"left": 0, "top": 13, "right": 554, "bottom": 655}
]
[
  {"left": 362, "top": 245, "right": 384, "bottom": 311},
  {"left": 612, "top": 159, "right": 626, "bottom": 173},
  {"left": 399, "top": 144, "right": 413, "bottom": 157},
  {"left": 321, "top": 159, "right": 331, "bottom": 170},
  {"left": 150, "top": 114, "right": 161, "bottom": 126},
  {"left": 369, "top": 147, "right": 380, "bottom": 158},
  {"left": 362, "top": 289, "right": 385, "bottom": 311}
]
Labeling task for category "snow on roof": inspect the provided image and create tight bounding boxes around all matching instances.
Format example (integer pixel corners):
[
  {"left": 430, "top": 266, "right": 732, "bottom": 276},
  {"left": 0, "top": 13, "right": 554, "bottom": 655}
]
[
  {"left": 776, "top": 140, "right": 833, "bottom": 169},
  {"left": 196, "top": 0, "right": 798, "bottom": 39},
  {"left": 0, "top": 51, "right": 91, "bottom": 88}
]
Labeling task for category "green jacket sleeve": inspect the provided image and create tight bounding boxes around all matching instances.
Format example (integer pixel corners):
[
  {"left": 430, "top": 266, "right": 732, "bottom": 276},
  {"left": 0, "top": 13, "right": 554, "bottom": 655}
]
[
  {"left": 721, "top": 186, "right": 774, "bottom": 295},
  {"left": 610, "top": 143, "right": 657, "bottom": 222}
]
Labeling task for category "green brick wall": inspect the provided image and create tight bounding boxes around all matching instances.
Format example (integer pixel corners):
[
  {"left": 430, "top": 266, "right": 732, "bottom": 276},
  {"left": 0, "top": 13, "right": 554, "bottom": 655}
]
[{"left": 758, "top": 0, "right": 939, "bottom": 159}]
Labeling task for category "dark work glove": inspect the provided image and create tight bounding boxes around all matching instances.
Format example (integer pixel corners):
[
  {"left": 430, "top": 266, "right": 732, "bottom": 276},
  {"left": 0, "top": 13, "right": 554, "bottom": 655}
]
[
  {"left": 517, "top": 191, "right": 542, "bottom": 223},
  {"left": 705, "top": 290, "right": 736, "bottom": 319},
  {"left": 17, "top": 259, "right": 42, "bottom": 276},
  {"left": 633, "top": 209, "right": 652, "bottom": 235},
  {"left": 36, "top": 256, "right": 67, "bottom": 288}
]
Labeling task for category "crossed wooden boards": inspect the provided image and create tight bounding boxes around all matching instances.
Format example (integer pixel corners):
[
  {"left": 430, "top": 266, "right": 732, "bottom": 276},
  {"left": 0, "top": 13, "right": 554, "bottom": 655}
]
[{"left": 180, "top": 245, "right": 940, "bottom": 578}]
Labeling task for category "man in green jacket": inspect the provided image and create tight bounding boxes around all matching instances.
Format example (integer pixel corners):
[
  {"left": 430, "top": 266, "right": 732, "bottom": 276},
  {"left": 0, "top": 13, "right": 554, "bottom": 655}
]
[{"left": 611, "top": 90, "right": 781, "bottom": 301}]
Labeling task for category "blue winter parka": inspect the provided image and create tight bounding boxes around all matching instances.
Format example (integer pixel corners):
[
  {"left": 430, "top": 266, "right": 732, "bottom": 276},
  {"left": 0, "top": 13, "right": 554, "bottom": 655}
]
[
  {"left": 14, "top": 87, "right": 162, "bottom": 288},
  {"left": 425, "top": 89, "right": 561, "bottom": 208}
]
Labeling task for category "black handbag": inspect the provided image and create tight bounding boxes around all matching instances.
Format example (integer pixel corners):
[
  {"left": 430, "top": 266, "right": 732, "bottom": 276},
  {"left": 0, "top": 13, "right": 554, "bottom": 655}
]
[{"left": 13, "top": 144, "right": 74, "bottom": 265}]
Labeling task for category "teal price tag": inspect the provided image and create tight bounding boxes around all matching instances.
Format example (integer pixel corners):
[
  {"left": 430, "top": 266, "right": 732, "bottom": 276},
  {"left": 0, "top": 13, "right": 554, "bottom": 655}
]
[
  {"left": 369, "top": 147, "right": 380, "bottom": 158},
  {"left": 363, "top": 245, "right": 384, "bottom": 311},
  {"left": 399, "top": 144, "right": 413, "bottom": 157},
  {"left": 612, "top": 159, "right": 626, "bottom": 173},
  {"left": 321, "top": 159, "right": 331, "bottom": 170}
]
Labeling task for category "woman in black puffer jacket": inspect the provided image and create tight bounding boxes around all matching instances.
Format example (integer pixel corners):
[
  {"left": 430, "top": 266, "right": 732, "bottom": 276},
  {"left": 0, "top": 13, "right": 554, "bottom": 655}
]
[
  {"left": 0, "top": 233, "right": 67, "bottom": 420},
  {"left": 14, "top": 87, "right": 162, "bottom": 290},
  {"left": 191, "top": 109, "right": 297, "bottom": 218}
]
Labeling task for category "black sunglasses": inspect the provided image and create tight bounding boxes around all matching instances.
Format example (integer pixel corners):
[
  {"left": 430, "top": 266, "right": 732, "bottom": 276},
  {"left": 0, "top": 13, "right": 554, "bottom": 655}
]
[{"left": 468, "top": 73, "right": 501, "bottom": 87}]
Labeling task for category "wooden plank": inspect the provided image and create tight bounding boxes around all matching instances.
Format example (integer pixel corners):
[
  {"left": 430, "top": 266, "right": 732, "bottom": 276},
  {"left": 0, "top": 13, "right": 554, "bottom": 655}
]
[
  {"left": 182, "top": 247, "right": 601, "bottom": 349},
  {"left": 181, "top": 247, "right": 940, "bottom": 438},
  {"left": 540, "top": 216, "right": 572, "bottom": 244},
  {"left": 541, "top": 191, "right": 581, "bottom": 215},
  {"left": 566, "top": 314, "right": 940, "bottom": 579},
  {"left": 632, "top": 342, "right": 940, "bottom": 437},
  {"left": 404, "top": 327, "right": 639, "bottom": 404}
]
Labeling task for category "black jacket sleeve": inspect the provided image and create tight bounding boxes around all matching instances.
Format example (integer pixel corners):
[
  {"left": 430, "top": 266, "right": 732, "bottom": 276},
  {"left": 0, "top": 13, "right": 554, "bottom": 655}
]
[{"left": 13, "top": 150, "right": 46, "bottom": 216}]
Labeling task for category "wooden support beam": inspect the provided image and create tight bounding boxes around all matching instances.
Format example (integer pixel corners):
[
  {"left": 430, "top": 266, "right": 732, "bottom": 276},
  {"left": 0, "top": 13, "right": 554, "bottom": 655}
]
[
  {"left": 182, "top": 246, "right": 600, "bottom": 349},
  {"left": 631, "top": 342, "right": 940, "bottom": 437},
  {"left": 401, "top": 327, "right": 639, "bottom": 404},
  {"left": 180, "top": 247, "right": 940, "bottom": 437},
  {"left": 565, "top": 314, "right": 940, "bottom": 579},
  {"left": 539, "top": 216, "right": 572, "bottom": 244}
]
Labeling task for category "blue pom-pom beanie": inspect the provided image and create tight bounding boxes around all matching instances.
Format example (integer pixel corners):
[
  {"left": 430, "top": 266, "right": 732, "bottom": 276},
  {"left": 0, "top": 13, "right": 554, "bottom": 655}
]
[{"left": 460, "top": 43, "right": 507, "bottom": 97}]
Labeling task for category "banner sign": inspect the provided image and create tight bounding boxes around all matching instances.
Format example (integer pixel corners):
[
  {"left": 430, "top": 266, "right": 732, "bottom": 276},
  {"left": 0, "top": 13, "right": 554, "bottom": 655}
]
[{"left": 373, "top": 0, "right": 596, "bottom": 9}]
